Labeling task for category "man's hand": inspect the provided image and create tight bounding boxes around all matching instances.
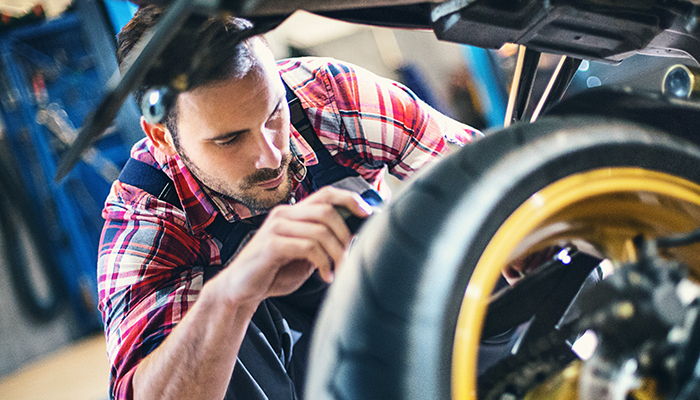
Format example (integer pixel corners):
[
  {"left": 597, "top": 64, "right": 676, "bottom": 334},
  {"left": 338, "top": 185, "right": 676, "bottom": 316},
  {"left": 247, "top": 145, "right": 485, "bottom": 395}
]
[
  {"left": 210, "top": 186, "right": 373, "bottom": 308},
  {"left": 132, "top": 187, "right": 371, "bottom": 400}
]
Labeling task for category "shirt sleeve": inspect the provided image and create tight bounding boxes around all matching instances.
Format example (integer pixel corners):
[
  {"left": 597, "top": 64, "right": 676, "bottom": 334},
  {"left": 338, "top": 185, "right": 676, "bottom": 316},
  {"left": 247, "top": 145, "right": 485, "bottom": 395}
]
[
  {"left": 318, "top": 60, "right": 481, "bottom": 180},
  {"left": 98, "top": 183, "right": 213, "bottom": 400}
]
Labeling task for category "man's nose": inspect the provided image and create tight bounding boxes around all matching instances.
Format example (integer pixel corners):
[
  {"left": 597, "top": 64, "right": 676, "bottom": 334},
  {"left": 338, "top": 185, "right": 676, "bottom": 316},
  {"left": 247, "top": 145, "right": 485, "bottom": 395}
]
[{"left": 254, "top": 128, "right": 282, "bottom": 170}]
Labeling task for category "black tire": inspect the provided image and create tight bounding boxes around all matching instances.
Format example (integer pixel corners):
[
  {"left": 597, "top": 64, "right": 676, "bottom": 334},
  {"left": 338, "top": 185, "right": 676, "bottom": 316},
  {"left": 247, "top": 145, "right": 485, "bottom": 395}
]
[{"left": 304, "top": 114, "right": 700, "bottom": 400}]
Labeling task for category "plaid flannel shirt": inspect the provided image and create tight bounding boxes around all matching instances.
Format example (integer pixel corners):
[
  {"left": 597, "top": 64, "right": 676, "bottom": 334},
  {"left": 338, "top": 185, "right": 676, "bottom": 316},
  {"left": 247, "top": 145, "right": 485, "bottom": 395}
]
[{"left": 98, "top": 57, "right": 480, "bottom": 399}]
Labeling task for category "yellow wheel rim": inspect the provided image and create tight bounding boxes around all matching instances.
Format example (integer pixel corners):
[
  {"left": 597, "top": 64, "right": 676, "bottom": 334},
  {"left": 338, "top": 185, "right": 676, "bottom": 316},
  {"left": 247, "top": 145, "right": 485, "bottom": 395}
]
[{"left": 451, "top": 167, "right": 700, "bottom": 400}]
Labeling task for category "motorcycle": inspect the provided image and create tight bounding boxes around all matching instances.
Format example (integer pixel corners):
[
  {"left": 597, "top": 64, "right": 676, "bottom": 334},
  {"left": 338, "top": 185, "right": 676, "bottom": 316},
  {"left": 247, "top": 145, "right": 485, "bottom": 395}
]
[{"left": 59, "top": 1, "right": 700, "bottom": 400}]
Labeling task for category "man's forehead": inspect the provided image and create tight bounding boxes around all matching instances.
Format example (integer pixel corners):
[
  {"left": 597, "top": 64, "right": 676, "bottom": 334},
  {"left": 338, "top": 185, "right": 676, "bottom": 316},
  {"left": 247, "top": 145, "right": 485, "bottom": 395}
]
[{"left": 173, "top": 62, "right": 284, "bottom": 135}]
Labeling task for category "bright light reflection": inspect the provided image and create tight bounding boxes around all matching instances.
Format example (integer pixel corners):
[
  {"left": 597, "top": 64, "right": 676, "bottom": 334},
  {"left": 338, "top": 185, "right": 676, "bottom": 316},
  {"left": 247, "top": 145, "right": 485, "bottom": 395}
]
[
  {"left": 572, "top": 330, "right": 598, "bottom": 360},
  {"left": 579, "top": 60, "right": 590, "bottom": 71},
  {"left": 599, "top": 259, "right": 615, "bottom": 278},
  {"left": 587, "top": 76, "right": 602, "bottom": 88},
  {"left": 557, "top": 249, "right": 572, "bottom": 264},
  {"left": 677, "top": 279, "right": 700, "bottom": 306},
  {"left": 149, "top": 90, "right": 160, "bottom": 106}
]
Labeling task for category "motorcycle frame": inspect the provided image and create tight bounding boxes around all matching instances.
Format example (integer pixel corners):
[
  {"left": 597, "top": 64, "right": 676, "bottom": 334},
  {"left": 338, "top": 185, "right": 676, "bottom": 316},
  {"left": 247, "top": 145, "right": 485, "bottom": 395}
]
[{"left": 55, "top": 0, "right": 700, "bottom": 179}]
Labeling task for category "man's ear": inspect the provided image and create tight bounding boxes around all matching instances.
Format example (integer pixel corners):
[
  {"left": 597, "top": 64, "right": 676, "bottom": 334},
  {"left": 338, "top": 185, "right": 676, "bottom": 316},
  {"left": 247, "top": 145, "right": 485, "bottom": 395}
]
[{"left": 140, "top": 116, "right": 177, "bottom": 157}]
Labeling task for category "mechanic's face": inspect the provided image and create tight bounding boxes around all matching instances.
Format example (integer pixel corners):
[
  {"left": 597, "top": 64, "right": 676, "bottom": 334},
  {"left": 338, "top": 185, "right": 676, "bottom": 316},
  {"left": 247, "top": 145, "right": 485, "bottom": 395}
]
[{"left": 170, "top": 39, "right": 292, "bottom": 211}]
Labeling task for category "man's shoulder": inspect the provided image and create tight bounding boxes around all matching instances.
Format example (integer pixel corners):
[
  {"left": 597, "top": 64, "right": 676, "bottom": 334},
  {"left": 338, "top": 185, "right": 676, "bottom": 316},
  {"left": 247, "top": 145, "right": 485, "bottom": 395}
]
[
  {"left": 104, "top": 137, "right": 187, "bottom": 230},
  {"left": 103, "top": 181, "right": 185, "bottom": 228}
]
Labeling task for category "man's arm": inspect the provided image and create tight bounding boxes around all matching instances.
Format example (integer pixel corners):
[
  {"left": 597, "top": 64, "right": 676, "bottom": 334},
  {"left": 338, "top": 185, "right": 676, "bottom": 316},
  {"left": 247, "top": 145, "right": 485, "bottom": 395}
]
[
  {"left": 315, "top": 59, "right": 481, "bottom": 180},
  {"left": 121, "top": 187, "right": 370, "bottom": 400}
]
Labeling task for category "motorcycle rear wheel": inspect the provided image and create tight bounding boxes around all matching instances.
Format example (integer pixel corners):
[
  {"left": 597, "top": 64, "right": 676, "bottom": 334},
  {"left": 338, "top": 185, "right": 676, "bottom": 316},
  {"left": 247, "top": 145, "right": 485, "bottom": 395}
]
[{"left": 305, "top": 115, "right": 700, "bottom": 400}]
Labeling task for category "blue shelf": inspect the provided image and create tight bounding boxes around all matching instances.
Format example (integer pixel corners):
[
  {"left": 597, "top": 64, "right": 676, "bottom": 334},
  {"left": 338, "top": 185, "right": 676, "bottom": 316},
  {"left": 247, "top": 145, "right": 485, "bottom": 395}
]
[{"left": 0, "top": 4, "right": 140, "bottom": 334}]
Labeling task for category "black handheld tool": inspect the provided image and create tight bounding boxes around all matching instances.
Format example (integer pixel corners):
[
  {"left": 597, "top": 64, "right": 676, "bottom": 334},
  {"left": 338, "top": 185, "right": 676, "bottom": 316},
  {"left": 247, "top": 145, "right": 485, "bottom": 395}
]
[
  {"left": 334, "top": 206, "right": 368, "bottom": 235},
  {"left": 333, "top": 190, "right": 383, "bottom": 234}
]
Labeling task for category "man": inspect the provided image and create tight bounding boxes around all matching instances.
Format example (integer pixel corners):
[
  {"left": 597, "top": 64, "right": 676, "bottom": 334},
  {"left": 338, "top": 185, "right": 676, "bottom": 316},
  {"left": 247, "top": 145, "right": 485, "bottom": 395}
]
[{"left": 98, "top": 5, "right": 479, "bottom": 400}]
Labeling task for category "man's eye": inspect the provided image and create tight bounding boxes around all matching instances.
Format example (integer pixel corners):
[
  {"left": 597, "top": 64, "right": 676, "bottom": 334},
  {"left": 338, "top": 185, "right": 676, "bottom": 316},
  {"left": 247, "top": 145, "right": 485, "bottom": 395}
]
[
  {"left": 215, "top": 136, "right": 239, "bottom": 147},
  {"left": 271, "top": 107, "right": 283, "bottom": 119},
  {"left": 266, "top": 107, "right": 284, "bottom": 127}
]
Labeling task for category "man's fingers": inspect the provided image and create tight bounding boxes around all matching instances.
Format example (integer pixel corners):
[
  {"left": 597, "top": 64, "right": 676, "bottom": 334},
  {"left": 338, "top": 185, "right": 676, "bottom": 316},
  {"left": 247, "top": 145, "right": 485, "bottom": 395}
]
[
  {"left": 268, "top": 187, "right": 375, "bottom": 244},
  {"left": 271, "top": 236, "right": 336, "bottom": 283},
  {"left": 303, "top": 186, "right": 373, "bottom": 219},
  {"left": 268, "top": 203, "right": 353, "bottom": 246},
  {"left": 266, "top": 218, "right": 347, "bottom": 267},
  {"left": 231, "top": 186, "right": 376, "bottom": 299}
]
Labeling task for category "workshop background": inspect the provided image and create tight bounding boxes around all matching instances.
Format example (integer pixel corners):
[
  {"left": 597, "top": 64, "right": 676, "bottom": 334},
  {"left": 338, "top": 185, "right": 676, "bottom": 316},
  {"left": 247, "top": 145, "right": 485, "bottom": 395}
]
[{"left": 0, "top": 1, "right": 688, "bottom": 399}]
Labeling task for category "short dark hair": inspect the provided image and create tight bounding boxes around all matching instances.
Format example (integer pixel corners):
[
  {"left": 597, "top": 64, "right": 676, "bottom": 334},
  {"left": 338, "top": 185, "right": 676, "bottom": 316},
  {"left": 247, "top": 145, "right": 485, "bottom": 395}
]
[{"left": 116, "top": 5, "right": 260, "bottom": 136}]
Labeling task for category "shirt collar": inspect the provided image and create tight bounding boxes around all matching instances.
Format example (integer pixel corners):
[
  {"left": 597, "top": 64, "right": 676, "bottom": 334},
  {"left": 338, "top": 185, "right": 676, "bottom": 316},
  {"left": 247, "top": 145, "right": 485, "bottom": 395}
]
[{"left": 148, "top": 141, "right": 218, "bottom": 233}]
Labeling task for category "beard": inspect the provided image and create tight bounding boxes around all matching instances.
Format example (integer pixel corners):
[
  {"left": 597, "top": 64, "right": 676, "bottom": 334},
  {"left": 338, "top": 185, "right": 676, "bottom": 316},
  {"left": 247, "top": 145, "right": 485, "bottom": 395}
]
[
  {"left": 178, "top": 150, "right": 294, "bottom": 212},
  {"left": 233, "top": 168, "right": 294, "bottom": 211}
]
